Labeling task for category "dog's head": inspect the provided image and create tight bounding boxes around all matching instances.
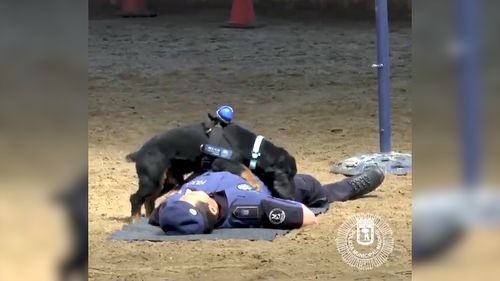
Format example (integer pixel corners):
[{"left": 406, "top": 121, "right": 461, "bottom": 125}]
[
  {"left": 268, "top": 149, "right": 297, "bottom": 199},
  {"left": 276, "top": 150, "right": 297, "bottom": 179}
]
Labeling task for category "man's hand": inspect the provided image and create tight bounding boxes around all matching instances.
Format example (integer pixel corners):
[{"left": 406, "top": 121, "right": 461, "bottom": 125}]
[{"left": 301, "top": 204, "right": 318, "bottom": 226}]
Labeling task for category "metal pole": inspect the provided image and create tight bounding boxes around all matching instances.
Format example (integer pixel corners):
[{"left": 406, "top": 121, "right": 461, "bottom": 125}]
[
  {"left": 331, "top": 0, "right": 412, "bottom": 176},
  {"left": 457, "top": 0, "right": 481, "bottom": 187},
  {"left": 374, "top": 0, "right": 392, "bottom": 153}
]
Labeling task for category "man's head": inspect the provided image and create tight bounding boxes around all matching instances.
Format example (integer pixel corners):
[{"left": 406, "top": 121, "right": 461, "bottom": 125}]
[{"left": 159, "top": 189, "right": 220, "bottom": 235}]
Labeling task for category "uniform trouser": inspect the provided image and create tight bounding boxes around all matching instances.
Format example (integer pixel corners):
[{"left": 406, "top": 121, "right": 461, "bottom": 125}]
[{"left": 293, "top": 174, "right": 354, "bottom": 208}]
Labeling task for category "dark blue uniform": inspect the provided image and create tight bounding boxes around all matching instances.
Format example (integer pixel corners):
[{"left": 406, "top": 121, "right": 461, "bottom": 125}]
[
  {"left": 154, "top": 168, "right": 383, "bottom": 234},
  {"left": 160, "top": 171, "right": 305, "bottom": 229},
  {"left": 156, "top": 170, "right": 354, "bottom": 230}
]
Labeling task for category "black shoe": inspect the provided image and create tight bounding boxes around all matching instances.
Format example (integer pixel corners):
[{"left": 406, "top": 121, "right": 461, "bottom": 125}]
[{"left": 347, "top": 167, "right": 385, "bottom": 199}]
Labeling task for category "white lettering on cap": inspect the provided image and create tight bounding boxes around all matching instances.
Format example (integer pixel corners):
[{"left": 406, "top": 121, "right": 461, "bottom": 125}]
[{"left": 189, "top": 208, "right": 198, "bottom": 216}]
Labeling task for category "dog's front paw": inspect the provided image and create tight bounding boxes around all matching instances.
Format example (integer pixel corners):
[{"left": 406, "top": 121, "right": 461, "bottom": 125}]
[
  {"left": 240, "top": 169, "right": 261, "bottom": 191},
  {"left": 248, "top": 178, "right": 262, "bottom": 192},
  {"left": 130, "top": 214, "right": 142, "bottom": 224}
]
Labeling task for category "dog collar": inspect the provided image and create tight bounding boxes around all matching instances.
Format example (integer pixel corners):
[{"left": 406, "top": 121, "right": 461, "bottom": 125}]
[{"left": 249, "top": 135, "right": 264, "bottom": 170}]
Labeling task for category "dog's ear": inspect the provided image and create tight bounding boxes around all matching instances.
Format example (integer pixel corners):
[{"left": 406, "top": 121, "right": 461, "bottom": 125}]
[{"left": 126, "top": 151, "right": 138, "bottom": 163}]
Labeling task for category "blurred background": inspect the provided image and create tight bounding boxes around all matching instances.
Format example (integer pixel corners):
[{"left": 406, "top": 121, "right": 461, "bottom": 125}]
[
  {"left": 1, "top": 0, "right": 499, "bottom": 280},
  {"left": 87, "top": 0, "right": 412, "bottom": 279},
  {"left": 89, "top": 0, "right": 411, "bottom": 19},
  {"left": 413, "top": 0, "right": 500, "bottom": 280},
  {"left": 0, "top": 0, "right": 87, "bottom": 280}
]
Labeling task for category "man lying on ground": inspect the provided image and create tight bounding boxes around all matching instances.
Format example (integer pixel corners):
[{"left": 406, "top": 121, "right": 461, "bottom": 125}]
[{"left": 149, "top": 167, "right": 385, "bottom": 234}]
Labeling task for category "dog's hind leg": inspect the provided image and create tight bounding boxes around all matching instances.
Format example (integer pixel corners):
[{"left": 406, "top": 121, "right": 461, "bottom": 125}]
[
  {"left": 144, "top": 180, "right": 179, "bottom": 218},
  {"left": 144, "top": 193, "right": 160, "bottom": 217},
  {"left": 130, "top": 174, "right": 163, "bottom": 223},
  {"left": 144, "top": 168, "right": 178, "bottom": 217},
  {"left": 130, "top": 192, "right": 145, "bottom": 223}
]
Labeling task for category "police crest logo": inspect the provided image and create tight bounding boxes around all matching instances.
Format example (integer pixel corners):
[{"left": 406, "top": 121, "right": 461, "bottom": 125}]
[
  {"left": 189, "top": 208, "right": 198, "bottom": 216},
  {"left": 356, "top": 217, "right": 374, "bottom": 246},
  {"left": 268, "top": 208, "right": 286, "bottom": 224},
  {"left": 237, "top": 183, "right": 255, "bottom": 191},
  {"left": 335, "top": 213, "right": 394, "bottom": 270}
]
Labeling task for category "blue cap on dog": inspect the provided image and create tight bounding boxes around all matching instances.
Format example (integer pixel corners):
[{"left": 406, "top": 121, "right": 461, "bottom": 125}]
[
  {"left": 159, "top": 200, "right": 212, "bottom": 235},
  {"left": 216, "top": 105, "right": 234, "bottom": 124}
]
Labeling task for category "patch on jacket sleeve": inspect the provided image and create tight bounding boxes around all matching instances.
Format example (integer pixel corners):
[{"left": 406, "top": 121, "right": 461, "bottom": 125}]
[{"left": 237, "top": 183, "right": 255, "bottom": 191}]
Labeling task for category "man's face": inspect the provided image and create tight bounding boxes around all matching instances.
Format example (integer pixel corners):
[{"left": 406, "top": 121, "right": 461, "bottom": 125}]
[{"left": 179, "top": 189, "right": 219, "bottom": 217}]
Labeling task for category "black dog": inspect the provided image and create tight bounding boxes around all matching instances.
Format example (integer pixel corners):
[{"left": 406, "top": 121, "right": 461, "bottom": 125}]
[
  {"left": 206, "top": 116, "right": 298, "bottom": 199},
  {"left": 126, "top": 118, "right": 297, "bottom": 222},
  {"left": 126, "top": 122, "right": 208, "bottom": 221}
]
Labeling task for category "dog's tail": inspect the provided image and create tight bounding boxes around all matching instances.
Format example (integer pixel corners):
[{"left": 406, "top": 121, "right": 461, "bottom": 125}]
[{"left": 126, "top": 151, "right": 138, "bottom": 163}]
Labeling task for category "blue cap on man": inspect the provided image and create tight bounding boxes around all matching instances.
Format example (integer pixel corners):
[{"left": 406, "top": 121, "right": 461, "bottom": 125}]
[
  {"left": 216, "top": 105, "right": 234, "bottom": 124},
  {"left": 159, "top": 200, "right": 214, "bottom": 235}
]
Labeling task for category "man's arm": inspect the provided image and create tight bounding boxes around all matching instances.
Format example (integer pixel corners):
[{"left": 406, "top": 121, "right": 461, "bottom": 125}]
[
  {"left": 301, "top": 203, "right": 318, "bottom": 226},
  {"left": 259, "top": 197, "right": 317, "bottom": 229}
]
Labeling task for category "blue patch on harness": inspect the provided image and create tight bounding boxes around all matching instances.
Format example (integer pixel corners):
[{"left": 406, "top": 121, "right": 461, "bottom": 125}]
[{"left": 201, "top": 144, "right": 233, "bottom": 160}]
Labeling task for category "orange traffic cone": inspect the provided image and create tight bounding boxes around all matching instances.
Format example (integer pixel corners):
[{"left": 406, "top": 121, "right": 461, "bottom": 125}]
[
  {"left": 222, "top": 0, "right": 262, "bottom": 28},
  {"left": 119, "top": 0, "right": 156, "bottom": 17}
]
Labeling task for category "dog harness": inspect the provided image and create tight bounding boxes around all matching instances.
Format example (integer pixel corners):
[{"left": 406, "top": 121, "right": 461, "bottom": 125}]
[
  {"left": 200, "top": 144, "right": 233, "bottom": 160},
  {"left": 201, "top": 122, "right": 233, "bottom": 169},
  {"left": 207, "top": 124, "right": 226, "bottom": 146},
  {"left": 249, "top": 135, "right": 264, "bottom": 170}
]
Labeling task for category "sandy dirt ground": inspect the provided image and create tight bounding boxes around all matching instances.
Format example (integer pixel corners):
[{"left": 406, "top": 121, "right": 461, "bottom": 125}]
[{"left": 89, "top": 12, "right": 412, "bottom": 281}]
